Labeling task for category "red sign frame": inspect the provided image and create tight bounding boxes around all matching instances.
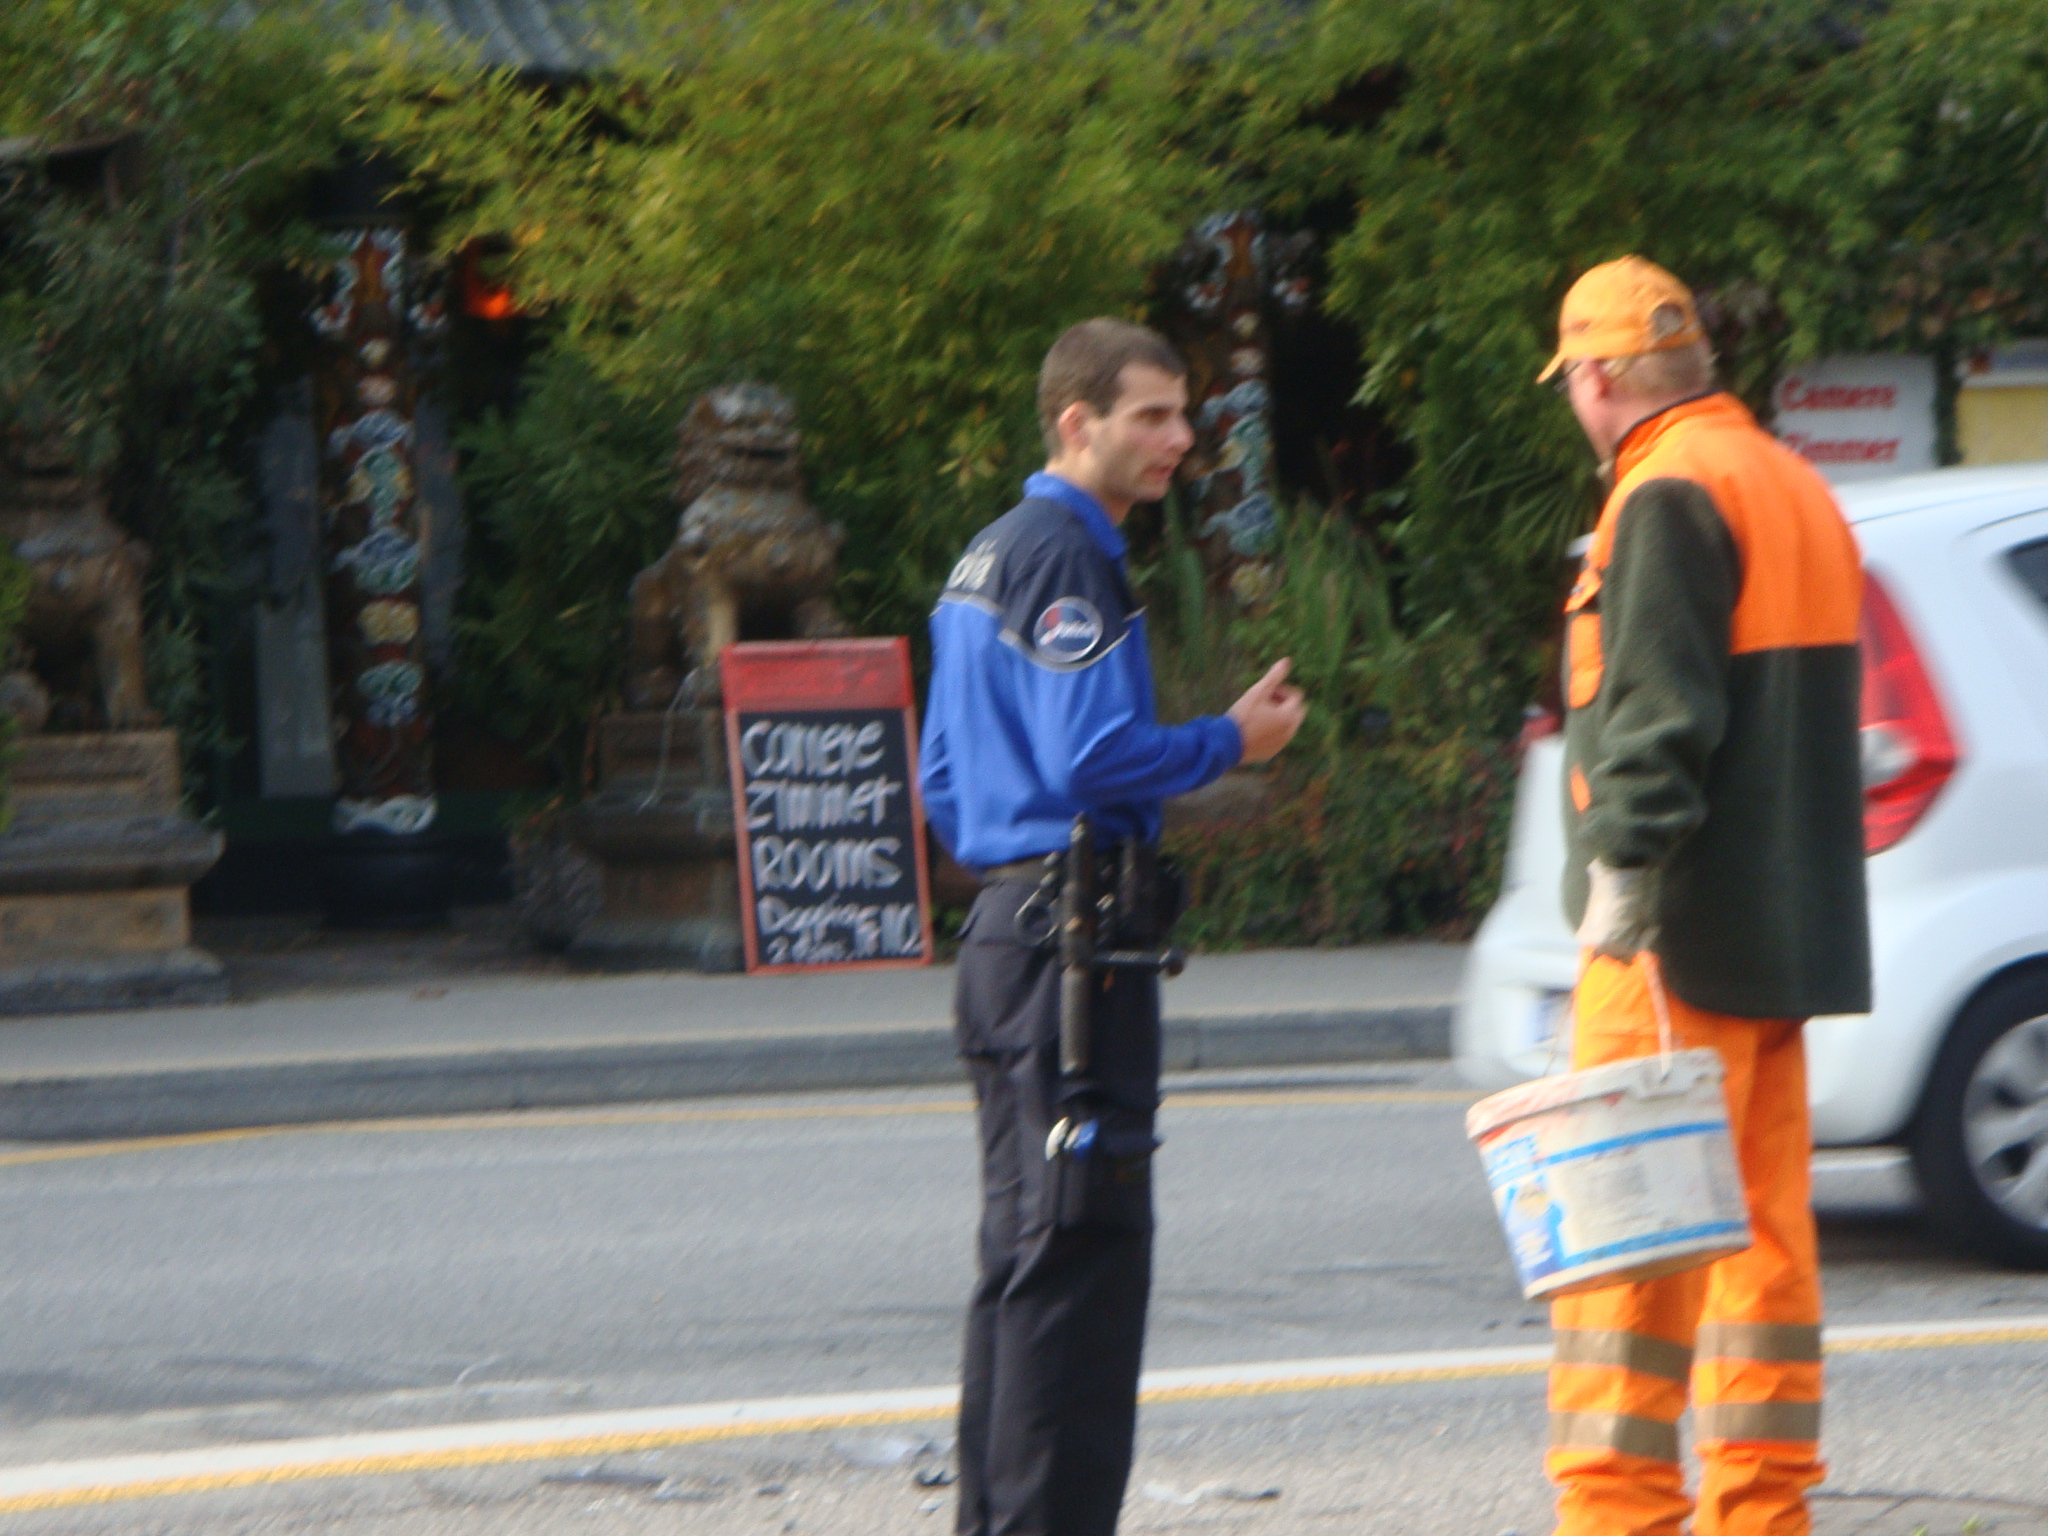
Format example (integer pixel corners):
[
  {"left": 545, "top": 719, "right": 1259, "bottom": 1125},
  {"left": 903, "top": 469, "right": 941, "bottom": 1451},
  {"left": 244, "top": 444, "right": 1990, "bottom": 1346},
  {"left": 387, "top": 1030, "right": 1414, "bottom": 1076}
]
[{"left": 720, "top": 638, "right": 935, "bottom": 974}]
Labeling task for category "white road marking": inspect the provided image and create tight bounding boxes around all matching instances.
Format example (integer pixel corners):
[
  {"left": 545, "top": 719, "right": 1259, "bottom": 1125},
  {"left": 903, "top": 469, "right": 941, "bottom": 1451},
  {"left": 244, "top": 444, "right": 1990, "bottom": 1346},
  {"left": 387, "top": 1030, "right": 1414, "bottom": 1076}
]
[
  {"left": 1823, "top": 1314, "right": 2048, "bottom": 1345},
  {"left": 1811, "top": 1150, "right": 1911, "bottom": 1174},
  {"left": 2, "top": 1315, "right": 2046, "bottom": 1513}
]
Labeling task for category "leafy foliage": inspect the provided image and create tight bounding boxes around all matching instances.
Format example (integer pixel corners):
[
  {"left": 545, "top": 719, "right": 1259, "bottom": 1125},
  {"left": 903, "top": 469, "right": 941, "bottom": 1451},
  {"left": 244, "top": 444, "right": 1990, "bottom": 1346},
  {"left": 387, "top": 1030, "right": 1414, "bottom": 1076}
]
[
  {"left": 1835, "top": 0, "right": 2048, "bottom": 354},
  {"left": 1166, "top": 718, "right": 1516, "bottom": 947},
  {"left": 1144, "top": 501, "right": 1520, "bottom": 944},
  {"left": 363, "top": 0, "right": 2048, "bottom": 941},
  {"left": 363, "top": 0, "right": 1279, "bottom": 643},
  {"left": 1247, "top": 0, "right": 1876, "bottom": 672},
  {"left": 6, "top": 0, "right": 2048, "bottom": 946},
  {"left": 450, "top": 349, "right": 678, "bottom": 783},
  {"left": 0, "top": 0, "right": 349, "bottom": 799}
]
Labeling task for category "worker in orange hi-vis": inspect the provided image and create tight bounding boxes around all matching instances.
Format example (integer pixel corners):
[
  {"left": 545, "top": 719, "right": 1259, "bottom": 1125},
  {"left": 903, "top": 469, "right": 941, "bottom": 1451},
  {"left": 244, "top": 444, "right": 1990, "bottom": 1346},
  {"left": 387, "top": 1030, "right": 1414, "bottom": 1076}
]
[{"left": 1536, "top": 257, "right": 1872, "bottom": 1536}]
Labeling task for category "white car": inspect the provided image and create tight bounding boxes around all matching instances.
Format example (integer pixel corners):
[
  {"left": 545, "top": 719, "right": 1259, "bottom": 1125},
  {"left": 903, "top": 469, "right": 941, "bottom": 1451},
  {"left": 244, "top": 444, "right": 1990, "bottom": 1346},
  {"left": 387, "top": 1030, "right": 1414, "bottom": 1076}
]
[{"left": 1457, "top": 463, "right": 2048, "bottom": 1268}]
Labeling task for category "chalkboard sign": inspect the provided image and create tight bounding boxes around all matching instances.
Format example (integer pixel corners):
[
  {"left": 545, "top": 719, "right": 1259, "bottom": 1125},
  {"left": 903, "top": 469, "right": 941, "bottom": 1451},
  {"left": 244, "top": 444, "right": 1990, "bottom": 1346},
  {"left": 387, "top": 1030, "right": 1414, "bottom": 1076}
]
[{"left": 721, "top": 639, "right": 935, "bottom": 973}]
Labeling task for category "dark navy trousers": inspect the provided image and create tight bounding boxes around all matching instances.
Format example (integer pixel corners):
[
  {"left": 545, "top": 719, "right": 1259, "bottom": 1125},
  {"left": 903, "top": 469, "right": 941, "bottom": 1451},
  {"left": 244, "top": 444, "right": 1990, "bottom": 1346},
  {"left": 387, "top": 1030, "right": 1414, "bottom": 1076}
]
[{"left": 953, "top": 881, "right": 1161, "bottom": 1536}]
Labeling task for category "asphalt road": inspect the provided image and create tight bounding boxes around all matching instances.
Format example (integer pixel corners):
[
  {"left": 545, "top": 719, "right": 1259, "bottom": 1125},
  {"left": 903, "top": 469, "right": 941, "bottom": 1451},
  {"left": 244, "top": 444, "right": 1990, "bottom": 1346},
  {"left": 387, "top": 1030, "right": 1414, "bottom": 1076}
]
[{"left": 3, "top": 1067, "right": 2046, "bottom": 1533}]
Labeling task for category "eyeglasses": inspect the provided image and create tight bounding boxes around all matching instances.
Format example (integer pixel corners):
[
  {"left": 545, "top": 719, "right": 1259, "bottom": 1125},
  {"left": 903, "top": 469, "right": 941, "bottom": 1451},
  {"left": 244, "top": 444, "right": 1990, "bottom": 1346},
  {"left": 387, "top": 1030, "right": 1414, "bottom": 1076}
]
[{"left": 1546, "top": 361, "right": 1579, "bottom": 396}]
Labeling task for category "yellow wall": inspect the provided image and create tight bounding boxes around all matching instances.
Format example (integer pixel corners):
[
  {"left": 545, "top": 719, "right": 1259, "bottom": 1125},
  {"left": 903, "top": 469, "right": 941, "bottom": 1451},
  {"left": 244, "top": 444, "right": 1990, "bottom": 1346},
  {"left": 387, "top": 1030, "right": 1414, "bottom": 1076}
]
[{"left": 1958, "top": 384, "right": 2048, "bottom": 464}]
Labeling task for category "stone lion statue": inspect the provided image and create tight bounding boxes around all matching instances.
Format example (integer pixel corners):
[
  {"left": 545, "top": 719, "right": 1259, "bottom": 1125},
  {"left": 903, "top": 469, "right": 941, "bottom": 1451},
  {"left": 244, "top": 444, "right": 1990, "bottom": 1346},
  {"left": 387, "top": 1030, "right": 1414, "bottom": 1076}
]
[
  {"left": 625, "top": 384, "right": 848, "bottom": 709},
  {"left": 0, "top": 429, "right": 154, "bottom": 733}
]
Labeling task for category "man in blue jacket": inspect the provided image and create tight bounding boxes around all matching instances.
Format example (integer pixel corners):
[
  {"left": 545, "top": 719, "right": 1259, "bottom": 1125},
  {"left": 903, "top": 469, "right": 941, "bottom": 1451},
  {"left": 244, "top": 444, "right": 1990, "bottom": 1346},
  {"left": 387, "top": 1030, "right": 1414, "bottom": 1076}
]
[{"left": 922, "top": 318, "right": 1305, "bottom": 1536}]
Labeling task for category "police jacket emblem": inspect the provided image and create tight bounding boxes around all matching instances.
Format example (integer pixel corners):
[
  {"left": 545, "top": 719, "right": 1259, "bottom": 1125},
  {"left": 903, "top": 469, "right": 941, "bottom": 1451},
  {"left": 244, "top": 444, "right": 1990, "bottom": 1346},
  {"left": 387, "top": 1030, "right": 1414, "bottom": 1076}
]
[{"left": 1034, "top": 598, "right": 1104, "bottom": 663}]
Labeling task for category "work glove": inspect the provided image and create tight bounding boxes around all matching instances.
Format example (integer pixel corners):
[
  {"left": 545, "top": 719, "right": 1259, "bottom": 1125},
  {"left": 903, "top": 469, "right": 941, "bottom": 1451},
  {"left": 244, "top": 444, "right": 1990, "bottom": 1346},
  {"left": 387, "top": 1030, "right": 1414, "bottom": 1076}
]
[{"left": 1576, "top": 859, "right": 1658, "bottom": 961}]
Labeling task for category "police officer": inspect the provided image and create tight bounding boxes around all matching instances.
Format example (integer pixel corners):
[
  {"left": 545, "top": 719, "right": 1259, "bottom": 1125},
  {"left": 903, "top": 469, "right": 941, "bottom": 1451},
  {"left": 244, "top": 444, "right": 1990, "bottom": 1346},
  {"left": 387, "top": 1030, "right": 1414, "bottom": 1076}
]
[{"left": 920, "top": 318, "right": 1306, "bottom": 1536}]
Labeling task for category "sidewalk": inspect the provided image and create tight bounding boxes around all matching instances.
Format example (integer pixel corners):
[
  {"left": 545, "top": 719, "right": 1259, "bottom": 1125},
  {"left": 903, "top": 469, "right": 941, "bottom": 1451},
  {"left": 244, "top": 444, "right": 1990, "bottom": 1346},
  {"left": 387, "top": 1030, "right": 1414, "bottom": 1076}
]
[{"left": 0, "top": 940, "right": 1466, "bottom": 1141}]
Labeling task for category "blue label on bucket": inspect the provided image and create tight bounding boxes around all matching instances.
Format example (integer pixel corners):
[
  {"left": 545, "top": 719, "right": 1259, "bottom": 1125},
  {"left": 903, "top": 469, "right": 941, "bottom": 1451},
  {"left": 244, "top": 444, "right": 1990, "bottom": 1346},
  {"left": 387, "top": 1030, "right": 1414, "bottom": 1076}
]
[
  {"left": 1485, "top": 1132, "right": 1541, "bottom": 1184},
  {"left": 1536, "top": 1120, "right": 1728, "bottom": 1169},
  {"left": 1557, "top": 1219, "right": 1747, "bottom": 1272},
  {"left": 1498, "top": 1174, "right": 1568, "bottom": 1284},
  {"left": 1480, "top": 1116, "right": 1746, "bottom": 1293},
  {"left": 1482, "top": 1121, "right": 1728, "bottom": 1189}
]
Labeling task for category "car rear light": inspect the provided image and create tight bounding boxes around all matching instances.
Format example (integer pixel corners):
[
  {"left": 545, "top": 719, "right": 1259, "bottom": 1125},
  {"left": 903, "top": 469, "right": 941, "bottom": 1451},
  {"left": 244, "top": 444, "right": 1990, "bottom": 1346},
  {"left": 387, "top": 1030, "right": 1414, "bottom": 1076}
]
[
  {"left": 1516, "top": 703, "right": 1560, "bottom": 760},
  {"left": 1860, "top": 572, "right": 1958, "bottom": 854}
]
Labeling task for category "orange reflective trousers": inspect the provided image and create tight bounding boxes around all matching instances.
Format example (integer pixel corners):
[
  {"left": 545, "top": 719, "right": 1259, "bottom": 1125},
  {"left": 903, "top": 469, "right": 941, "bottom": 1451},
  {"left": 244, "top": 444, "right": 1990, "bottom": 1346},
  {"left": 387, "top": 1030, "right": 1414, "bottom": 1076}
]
[{"left": 1548, "top": 955, "right": 1824, "bottom": 1536}]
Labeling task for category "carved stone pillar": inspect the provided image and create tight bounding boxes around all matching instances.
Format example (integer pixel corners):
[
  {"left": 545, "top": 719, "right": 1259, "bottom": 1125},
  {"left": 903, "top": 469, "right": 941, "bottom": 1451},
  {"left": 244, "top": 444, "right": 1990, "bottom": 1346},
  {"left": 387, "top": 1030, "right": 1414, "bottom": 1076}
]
[
  {"left": 309, "top": 225, "right": 451, "bottom": 925},
  {"left": 1160, "top": 210, "right": 1315, "bottom": 604}
]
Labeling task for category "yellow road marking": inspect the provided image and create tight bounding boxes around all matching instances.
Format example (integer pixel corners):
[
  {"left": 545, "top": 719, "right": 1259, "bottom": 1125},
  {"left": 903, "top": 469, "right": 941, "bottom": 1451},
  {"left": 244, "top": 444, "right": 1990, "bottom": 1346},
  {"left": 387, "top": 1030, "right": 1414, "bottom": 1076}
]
[
  {"left": 1, "top": 1321, "right": 2044, "bottom": 1514},
  {"left": 0, "top": 1102, "right": 970, "bottom": 1169},
  {"left": 1169, "top": 1088, "right": 1475, "bottom": 1110},
  {"left": 0, "top": 1088, "right": 1474, "bottom": 1170},
  {"left": 0, "top": 1406, "right": 954, "bottom": 1515},
  {"left": 1828, "top": 1324, "right": 2048, "bottom": 1355}
]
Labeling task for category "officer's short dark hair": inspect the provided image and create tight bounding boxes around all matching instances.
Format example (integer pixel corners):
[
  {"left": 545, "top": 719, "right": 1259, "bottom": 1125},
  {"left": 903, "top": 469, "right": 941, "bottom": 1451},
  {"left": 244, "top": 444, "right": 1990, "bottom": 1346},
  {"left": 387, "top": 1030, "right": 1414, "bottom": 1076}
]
[{"left": 1037, "top": 319, "right": 1185, "bottom": 455}]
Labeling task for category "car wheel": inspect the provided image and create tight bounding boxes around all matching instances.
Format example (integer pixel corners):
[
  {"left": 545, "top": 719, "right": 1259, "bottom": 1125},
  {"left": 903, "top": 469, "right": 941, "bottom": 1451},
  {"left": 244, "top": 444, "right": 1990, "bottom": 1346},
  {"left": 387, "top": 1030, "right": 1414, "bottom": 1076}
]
[{"left": 1911, "top": 966, "right": 2048, "bottom": 1268}]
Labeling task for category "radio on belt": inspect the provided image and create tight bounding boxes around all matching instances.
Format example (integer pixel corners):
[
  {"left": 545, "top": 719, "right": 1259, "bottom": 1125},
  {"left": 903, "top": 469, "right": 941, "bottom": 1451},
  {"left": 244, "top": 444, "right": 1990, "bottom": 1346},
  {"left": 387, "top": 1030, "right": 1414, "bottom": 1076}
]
[{"left": 1021, "top": 814, "right": 1185, "bottom": 1160}]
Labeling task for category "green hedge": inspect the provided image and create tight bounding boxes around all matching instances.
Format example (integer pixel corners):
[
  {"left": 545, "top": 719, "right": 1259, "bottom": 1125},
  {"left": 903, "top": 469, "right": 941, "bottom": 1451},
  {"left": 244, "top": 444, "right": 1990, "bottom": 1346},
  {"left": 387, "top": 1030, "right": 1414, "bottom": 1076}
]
[
  {"left": 8, "top": 0, "right": 2048, "bottom": 940},
  {"left": 370, "top": 0, "right": 2048, "bottom": 944},
  {"left": 1143, "top": 503, "right": 1521, "bottom": 944},
  {"left": 449, "top": 351, "right": 678, "bottom": 785},
  {"left": 0, "top": 0, "right": 349, "bottom": 802},
  {"left": 365, "top": 0, "right": 1262, "bottom": 641}
]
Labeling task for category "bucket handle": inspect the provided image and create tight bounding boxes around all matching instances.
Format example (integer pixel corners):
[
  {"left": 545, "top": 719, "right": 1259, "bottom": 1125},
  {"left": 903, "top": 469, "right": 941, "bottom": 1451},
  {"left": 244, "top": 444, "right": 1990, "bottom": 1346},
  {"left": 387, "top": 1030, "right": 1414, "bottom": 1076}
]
[
  {"left": 1543, "top": 996, "right": 1570, "bottom": 1078},
  {"left": 1550, "top": 949, "right": 1680, "bottom": 1082},
  {"left": 1644, "top": 950, "right": 1676, "bottom": 1081}
]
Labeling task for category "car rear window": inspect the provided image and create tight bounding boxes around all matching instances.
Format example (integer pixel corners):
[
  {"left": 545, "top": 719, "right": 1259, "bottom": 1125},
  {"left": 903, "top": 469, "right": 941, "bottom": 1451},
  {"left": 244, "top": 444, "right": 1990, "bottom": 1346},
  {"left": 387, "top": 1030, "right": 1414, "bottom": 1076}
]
[{"left": 2009, "top": 537, "right": 2048, "bottom": 613}]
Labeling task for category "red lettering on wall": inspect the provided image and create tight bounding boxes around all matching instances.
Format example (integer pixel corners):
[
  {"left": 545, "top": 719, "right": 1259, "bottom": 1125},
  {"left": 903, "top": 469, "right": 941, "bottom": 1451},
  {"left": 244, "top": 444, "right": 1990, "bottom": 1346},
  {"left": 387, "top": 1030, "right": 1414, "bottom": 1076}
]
[
  {"left": 1780, "top": 433, "right": 1901, "bottom": 464},
  {"left": 1777, "top": 378, "right": 1899, "bottom": 412}
]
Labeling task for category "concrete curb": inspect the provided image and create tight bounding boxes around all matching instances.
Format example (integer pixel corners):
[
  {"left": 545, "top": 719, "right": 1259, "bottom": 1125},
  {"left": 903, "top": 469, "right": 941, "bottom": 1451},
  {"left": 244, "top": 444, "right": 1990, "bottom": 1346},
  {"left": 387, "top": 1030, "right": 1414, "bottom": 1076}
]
[
  {"left": 0, "top": 1004, "right": 1450, "bottom": 1141},
  {"left": 1169, "top": 1006, "right": 1450, "bottom": 1073}
]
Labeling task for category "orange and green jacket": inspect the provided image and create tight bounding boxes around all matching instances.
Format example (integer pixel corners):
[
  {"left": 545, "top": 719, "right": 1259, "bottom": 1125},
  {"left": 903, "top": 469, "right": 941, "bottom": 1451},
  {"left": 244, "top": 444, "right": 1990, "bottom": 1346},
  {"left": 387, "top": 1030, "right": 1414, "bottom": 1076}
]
[{"left": 1561, "top": 392, "right": 1872, "bottom": 1019}]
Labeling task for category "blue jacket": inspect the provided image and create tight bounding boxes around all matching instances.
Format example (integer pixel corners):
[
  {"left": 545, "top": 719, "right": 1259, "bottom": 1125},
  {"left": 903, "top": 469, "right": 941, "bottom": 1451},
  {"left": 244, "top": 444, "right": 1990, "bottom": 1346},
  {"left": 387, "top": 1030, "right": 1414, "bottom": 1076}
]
[{"left": 920, "top": 473, "right": 1243, "bottom": 868}]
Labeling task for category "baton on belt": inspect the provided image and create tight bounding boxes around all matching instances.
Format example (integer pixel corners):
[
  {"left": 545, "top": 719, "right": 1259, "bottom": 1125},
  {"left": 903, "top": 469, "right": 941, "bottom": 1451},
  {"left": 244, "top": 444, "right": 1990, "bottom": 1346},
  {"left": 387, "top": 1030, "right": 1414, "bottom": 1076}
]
[{"left": 1057, "top": 816, "right": 1185, "bottom": 1078}]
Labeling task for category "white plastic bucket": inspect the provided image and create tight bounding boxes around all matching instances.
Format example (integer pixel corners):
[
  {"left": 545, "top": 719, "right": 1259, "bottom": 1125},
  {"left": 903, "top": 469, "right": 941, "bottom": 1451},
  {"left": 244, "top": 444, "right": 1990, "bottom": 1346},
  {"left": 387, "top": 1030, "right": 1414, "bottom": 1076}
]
[{"left": 1466, "top": 1046, "right": 1752, "bottom": 1300}]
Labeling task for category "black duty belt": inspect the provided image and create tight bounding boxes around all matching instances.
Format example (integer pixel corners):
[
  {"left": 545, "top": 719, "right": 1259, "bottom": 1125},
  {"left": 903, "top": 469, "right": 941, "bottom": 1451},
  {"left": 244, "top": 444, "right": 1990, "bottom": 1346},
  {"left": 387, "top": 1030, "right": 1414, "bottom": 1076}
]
[
  {"left": 981, "top": 845, "right": 1153, "bottom": 887},
  {"left": 981, "top": 853, "right": 1060, "bottom": 883},
  {"left": 995, "top": 835, "right": 1184, "bottom": 955}
]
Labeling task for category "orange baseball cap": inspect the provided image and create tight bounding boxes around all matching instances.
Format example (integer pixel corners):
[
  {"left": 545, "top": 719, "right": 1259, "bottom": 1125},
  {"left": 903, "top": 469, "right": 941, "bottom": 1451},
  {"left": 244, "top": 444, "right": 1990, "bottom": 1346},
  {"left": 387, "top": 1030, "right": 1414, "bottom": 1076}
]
[{"left": 1536, "top": 256, "right": 1706, "bottom": 383}]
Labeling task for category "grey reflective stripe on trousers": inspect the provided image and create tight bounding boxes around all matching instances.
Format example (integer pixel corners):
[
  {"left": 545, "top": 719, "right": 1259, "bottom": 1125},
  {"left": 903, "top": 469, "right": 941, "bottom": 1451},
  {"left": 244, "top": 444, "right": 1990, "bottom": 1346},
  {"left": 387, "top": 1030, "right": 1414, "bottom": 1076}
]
[
  {"left": 1552, "top": 1328, "right": 1693, "bottom": 1382},
  {"left": 1549, "top": 1410, "right": 1681, "bottom": 1462},
  {"left": 1695, "top": 1400, "right": 1823, "bottom": 1442},
  {"left": 1694, "top": 1322, "right": 1823, "bottom": 1363}
]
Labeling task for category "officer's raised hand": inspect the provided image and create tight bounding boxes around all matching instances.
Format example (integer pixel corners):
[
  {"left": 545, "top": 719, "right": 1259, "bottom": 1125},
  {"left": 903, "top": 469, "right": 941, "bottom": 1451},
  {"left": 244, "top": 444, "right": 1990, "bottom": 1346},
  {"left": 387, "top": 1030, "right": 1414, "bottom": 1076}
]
[{"left": 1228, "top": 657, "right": 1307, "bottom": 763}]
